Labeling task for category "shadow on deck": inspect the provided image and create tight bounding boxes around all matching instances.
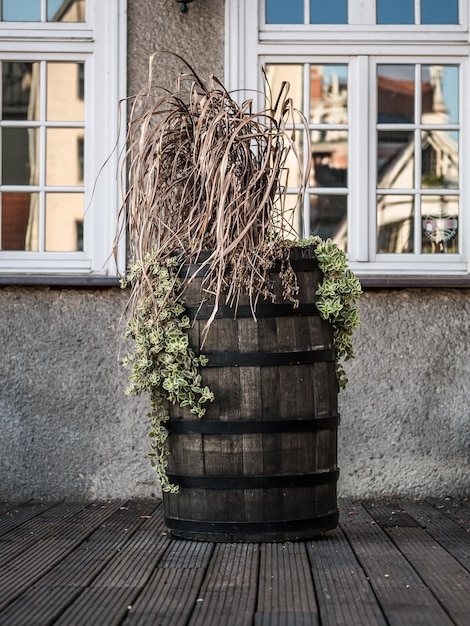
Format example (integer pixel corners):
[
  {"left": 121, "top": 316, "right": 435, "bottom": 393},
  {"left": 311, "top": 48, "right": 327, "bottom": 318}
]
[{"left": 0, "top": 498, "right": 468, "bottom": 625}]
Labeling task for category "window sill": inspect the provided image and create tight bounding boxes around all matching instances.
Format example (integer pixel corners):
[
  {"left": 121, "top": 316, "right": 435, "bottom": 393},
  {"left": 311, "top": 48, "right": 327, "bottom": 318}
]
[
  {"left": 0, "top": 275, "right": 121, "bottom": 288},
  {"left": 359, "top": 275, "right": 470, "bottom": 289}
]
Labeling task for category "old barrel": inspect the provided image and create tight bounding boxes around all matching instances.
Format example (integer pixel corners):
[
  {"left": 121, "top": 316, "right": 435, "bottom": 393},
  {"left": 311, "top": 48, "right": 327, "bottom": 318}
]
[{"left": 163, "top": 245, "right": 339, "bottom": 542}]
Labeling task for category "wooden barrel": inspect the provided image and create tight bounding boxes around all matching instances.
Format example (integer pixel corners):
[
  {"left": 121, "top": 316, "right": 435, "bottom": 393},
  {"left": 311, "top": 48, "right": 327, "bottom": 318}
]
[{"left": 163, "top": 245, "right": 339, "bottom": 542}]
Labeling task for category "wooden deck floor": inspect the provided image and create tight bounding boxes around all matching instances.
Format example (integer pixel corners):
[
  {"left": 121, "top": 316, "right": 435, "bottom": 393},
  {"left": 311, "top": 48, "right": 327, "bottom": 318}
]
[{"left": 0, "top": 498, "right": 468, "bottom": 625}]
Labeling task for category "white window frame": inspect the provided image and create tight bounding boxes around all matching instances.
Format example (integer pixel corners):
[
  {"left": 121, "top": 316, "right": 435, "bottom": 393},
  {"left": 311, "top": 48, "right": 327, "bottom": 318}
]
[
  {"left": 0, "top": 0, "right": 127, "bottom": 277},
  {"left": 226, "top": 0, "right": 470, "bottom": 276}
]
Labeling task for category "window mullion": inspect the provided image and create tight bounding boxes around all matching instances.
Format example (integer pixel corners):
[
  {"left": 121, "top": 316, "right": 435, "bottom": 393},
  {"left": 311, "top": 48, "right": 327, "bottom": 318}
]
[
  {"left": 349, "top": 55, "right": 370, "bottom": 262},
  {"left": 414, "top": 64, "right": 422, "bottom": 253}
]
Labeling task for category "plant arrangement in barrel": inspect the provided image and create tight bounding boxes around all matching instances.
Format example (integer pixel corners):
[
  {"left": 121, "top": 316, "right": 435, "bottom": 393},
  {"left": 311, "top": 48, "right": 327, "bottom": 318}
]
[{"left": 118, "top": 52, "right": 361, "bottom": 492}]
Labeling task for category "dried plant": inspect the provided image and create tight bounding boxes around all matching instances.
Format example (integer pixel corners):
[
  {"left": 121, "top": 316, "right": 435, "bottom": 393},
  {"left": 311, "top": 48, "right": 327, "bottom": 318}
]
[{"left": 117, "top": 51, "right": 309, "bottom": 334}]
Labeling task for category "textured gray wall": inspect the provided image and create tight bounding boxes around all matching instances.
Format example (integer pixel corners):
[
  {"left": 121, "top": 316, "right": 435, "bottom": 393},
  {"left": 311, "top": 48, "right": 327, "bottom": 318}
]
[
  {"left": 0, "top": 287, "right": 154, "bottom": 499},
  {"left": 339, "top": 289, "right": 470, "bottom": 498},
  {"left": 0, "top": 0, "right": 468, "bottom": 500}
]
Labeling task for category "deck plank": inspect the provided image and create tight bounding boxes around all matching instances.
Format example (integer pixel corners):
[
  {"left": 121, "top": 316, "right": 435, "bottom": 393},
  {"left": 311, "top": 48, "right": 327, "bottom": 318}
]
[
  {"left": 0, "top": 501, "right": 91, "bottom": 566},
  {"left": 255, "top": 542, "right": 319, "bottom": 626},
  {"left": 0, "top": 500, "right": 60, "bottom": 538},
  {"left": 123, "top": 539, "right": 214, "bottom": 625},
  {"left": 364, "top": 500, "right": 470, "bottom": 626},
  {"left": 307, "top": 526, "right": 387, "bottom": 626},
  {"left": 389, "top": 499, "right": 470, "bottom": 571},
  {"left": 52, "top": 503, "right": 169, "bottom": 626},
  {"left": 188, "top": 543, "right": 260, "bottom": 626},
  {"left": 0, "top": 500, "right": 125, "bottom": 612},
  {"left": 341, "top": 501, "right": 456, "bottom": 626}
]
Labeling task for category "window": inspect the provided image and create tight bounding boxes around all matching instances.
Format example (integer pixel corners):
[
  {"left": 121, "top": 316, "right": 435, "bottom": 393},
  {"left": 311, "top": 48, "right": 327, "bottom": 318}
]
[
  {"left": 0, "top": 0, "right": 126, "bottom": 277},
  {"left": 226, "top": 0, "right": 469, "bottom": 276}
]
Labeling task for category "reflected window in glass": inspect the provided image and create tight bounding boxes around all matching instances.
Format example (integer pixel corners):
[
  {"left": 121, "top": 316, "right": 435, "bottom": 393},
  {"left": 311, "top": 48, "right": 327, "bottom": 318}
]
[
  {"left": 45, "top": 193, "right": 84, "bottom": 251},
  {"left": 47, "top": 62, "right": 85, "bottom": 121},
  {"left": 378, "top": 65, "right": 415, "bottom": 124},
  {"left": 377, "top": 195, "right": 414, "bottom": 253},
  {"left": 0, "top": 193, "right": 39, "bottom": 251},
  {"left": 310, "top": 194, "right": 347, "bottom": 249},
  {"left": 2, "top": 62, "right": 40, "bottom": 120},
  {"left": 377, "top": 131, "right": 414, "bottom": 189}
]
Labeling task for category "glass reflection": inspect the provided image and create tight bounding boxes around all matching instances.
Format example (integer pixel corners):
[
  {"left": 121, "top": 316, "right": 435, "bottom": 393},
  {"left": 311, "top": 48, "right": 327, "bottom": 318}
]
[
  {"left": 46, "top": 129, "right": 84, "bottom": 186},
  {"left": 266, "top": 0, "right": 303, "bottom": 24},
  {"left": 265, "top": 64, "right": 304, "bottom": 124},
  {"left": 378, "top": 65, "right": 415, "bottom": 124},
  {"left": 2, "top": 128, "right": 39, "bottom": 185},
  {"left": 422, "top": 195, "right": 458, "bottom": 253},
  {"left": 310, "top": 65, "right": 348, "bottom": 123},
  {"left": 1, "top": 0, "right": 41, "bottom": 21},
  {"left": 311, "top": 132, "right": 348, "bottom": 188},
  {"left": 47, "top": 62, "right": 85, "bottom": 121},
  {"left": 377, "top": 131, "right": 414, "bottom": 189},
  {"left": 2, "top": 62, "right": 40, "bottom": 121},
  {"left": 377, "top": 0, "right": 413, "bottom": 24},
  {"left": 1, "top": 192, "right": 39, "bottom": 251},
  {"left": 45, "top": 193, "right": 84, "bottom": 251},
  {"left": 422, "top": 66, "right": 458, "bottom": 125},
  {"left": 47, "top": 0, "right": 85, "bottom": 22},
  {"left": 377, "top": 195, "right": 414, "bottom": 253},
  {"left": 421, "top": 131, "right": 458, "bottom": 189},
  {"left": 280, "top": 132, "right": 303, "bottom": 189},
  {"left": 280, "top": 194, "right": 303, "bottom": 239},
  {"left": 310, "top": 0, "right": 347, "bottom": 24},
  {"left": 421, "top": 0, "right": 458, "bottom": 24},
  {"left": 309, "top": 194, "right": 347, "bottom": 249}
]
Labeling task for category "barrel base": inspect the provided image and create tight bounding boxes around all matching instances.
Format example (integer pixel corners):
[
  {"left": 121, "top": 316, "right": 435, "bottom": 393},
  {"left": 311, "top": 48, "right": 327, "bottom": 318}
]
[{"left": 164, "top": 511, "right": 338, "bottom": 543}]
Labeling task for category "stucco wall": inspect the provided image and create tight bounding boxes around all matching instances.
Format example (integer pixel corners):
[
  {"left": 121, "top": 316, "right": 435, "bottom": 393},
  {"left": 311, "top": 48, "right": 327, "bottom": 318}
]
[{"left": 0, "top": 1, "right": 468, "bottom": 500}]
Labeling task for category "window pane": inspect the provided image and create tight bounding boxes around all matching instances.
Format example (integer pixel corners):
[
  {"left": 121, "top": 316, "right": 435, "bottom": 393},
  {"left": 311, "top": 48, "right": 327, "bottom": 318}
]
[
  {"left": 422, "top": 196, "right": 458, "bottom": 253},
  {"left": 421, "top": 131, "right": 459, "bottom": 190},
  {"left": 265, "top": 64, "right": 304, "bottom": 123},
  {"left": 421, "top": 0, "right": 458, "bottom": 24},
  {"left": 378, "top": 131, "right": 414, "bottom": 189},
  {"left": 45, "top": 192, "right": 84, "bottom": 251},
  {"left": 46, "top": 129, "right": 85, "bottom": 186},
  {"left": 47, "top": 62, "right": 85, "bottom": 121},
  {"left": 422, "top": 66, "right": 459, "bottom": 125},
  {"left": 280, "top": 132, "right": 304, "bottom": 189},
  {"left": 47, "top": 0, "right": 85, "bottom": 22},
  {"left": 311, "top": 131, "right": 348, "bottom": 187},
  {"left": 310, "top": 0, "right": 347, "bottom": 24},
  {"left": 377, "top": 0, "right": 414, "bottom": 24},
  {"left": 378, "top": 65, "right": 415, "bottom": 124},
  {"left": 309, "top": 194, "right": 347, "bottom": 249},
  {"left": 2, "top": 128, "right": 39, "bottom": 185},
  {"left": 1, "top": 192, "right": 39, "bottom": 250},
  {"left": 266, "top": 0, "right": 303, "bottom": 24},
  {"left": 310, "top": 65, "right": 348, "bottom": 123},
  {"left": 2, "top": 62, "right": 40, "bottom": 121},
  {"left": 1, "top": 0, "right": 41, "bottom": 21},
  {"left": 282, "top": 194, "right": 303, "bottom": 238},
  {"left": 377, "top": 195, "right": 414, "bottom": 253}
]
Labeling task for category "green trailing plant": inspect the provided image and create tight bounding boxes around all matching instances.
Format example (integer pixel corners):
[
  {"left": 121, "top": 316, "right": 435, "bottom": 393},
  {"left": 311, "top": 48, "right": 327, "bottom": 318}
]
[
  {"left": 121, "top": 253, "right": 214, "bottom": 492},
  {"left": 309, "top": 237, "right": 362, "bottom": 389}
]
